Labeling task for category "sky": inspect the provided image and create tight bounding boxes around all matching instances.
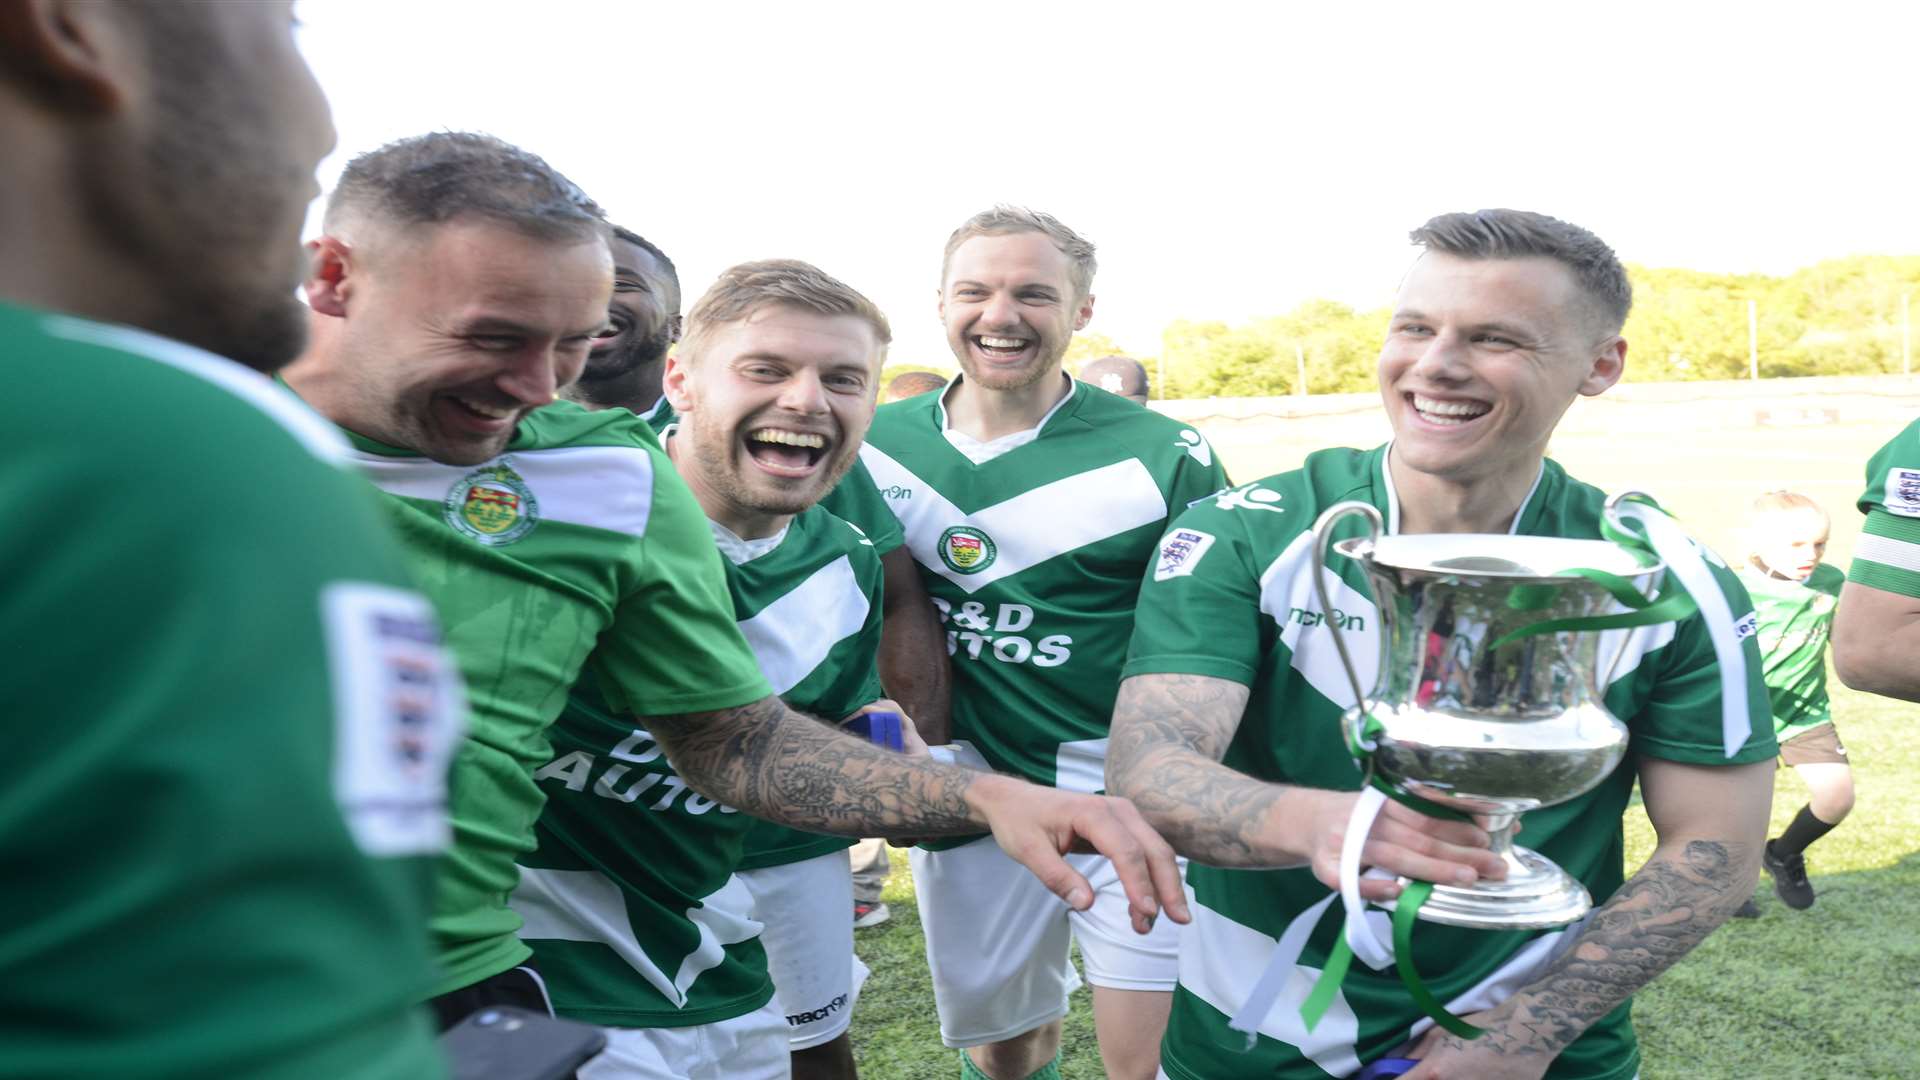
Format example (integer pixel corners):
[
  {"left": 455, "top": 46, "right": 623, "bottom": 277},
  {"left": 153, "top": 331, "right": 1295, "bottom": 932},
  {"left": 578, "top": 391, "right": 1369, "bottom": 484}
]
[{"left": 297, "top": 0, "right": 1920, "bottom": 369}]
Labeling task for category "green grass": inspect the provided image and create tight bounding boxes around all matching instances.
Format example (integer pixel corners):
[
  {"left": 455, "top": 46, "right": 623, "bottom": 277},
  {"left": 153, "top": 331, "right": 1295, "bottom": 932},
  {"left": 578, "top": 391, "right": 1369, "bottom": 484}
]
[{"left": 847, "top": 416, "right": 1920, "bottom": 1078}]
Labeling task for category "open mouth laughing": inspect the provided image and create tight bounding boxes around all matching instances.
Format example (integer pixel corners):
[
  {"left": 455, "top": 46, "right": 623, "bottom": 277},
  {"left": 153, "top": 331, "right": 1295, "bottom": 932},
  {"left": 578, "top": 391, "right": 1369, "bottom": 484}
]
[
  {"left": 1407, "top": 392, "right": 1491, "bottom": 427},
  {"left": 972, "top": 333, "right": 1035, "bottom": 363},
  {"left": 744, "top": 426, "right": 832, "bottom": 477}
]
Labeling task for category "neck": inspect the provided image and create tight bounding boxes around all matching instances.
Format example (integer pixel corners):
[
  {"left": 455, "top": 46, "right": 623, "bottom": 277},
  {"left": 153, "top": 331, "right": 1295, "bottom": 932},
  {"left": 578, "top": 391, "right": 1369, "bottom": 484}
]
[
  {"left": 943, "top": 369, "right": 1070, "bottom": 441},
  {"left": 279, "top": 313, "right": 356, "bottom": 429},
  {"left": 1390, "top": 448, "right": 1541, "bottom": 535},
  {"left": 568, "top": 359, "right": 665, "bottom": 414},
  {"left": 663, "top": 428, "right": 791, "bottom": 540}
]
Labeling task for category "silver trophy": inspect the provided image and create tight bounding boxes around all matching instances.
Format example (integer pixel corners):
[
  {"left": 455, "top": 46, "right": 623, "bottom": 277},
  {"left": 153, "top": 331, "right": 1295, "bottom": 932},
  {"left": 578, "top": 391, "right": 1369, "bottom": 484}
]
[{"left": 1310, "top": 501, "right": 1660, "bottom": 930}]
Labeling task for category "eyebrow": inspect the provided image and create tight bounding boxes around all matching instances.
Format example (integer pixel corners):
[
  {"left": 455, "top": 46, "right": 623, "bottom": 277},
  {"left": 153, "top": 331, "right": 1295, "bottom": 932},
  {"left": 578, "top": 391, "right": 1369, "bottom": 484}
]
[
  {"left": 456, "top": 316, "right": 607, "bottom": 339},
  {"left": 1393, "top": 309, "right": 1538, "bottom": 340}
]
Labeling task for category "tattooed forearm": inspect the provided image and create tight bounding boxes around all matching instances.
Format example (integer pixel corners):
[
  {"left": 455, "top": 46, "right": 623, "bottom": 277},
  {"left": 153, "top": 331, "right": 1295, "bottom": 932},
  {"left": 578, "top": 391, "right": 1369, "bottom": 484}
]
[
  {"left": 1429, "top": 836, "right": 1759, "bottom": 1060},
  {"left": 645, "top": 695, "right": 982, "bottom": 838},
  {"left": 1106, "top": 673, "right": 1286, "bottom": 866}
]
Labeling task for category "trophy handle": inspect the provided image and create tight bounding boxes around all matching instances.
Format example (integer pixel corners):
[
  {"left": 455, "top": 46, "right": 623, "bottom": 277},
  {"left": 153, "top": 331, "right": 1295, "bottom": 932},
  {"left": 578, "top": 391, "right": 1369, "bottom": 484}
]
[{"left": 1309, "top": 501, "right": 1384, "bottom": 720}]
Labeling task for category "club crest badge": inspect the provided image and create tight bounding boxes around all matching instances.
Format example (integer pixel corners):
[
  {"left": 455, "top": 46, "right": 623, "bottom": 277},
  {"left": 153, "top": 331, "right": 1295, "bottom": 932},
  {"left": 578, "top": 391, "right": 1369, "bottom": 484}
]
[
  {"left": 1155, "top": 528, "right": 1216, "bottom": 581},
  {"left": 939, "top": 525, "right": 997, "bottom": 574},
  {"left": 1884, "top": 468, "right": 1920, "bottom": 518},
  {"left": 445, "top": 459, "right": 540, "bottom": 546}
]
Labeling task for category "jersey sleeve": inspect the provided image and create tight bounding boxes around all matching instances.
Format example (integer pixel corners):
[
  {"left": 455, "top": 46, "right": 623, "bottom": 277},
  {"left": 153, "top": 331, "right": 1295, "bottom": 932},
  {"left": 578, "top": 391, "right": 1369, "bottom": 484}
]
[
  {"left": 817, "top": 456, "right": 905, "bottom": 554},
  {"left": 1167, "top": 424, "right": 1233, "bottom": 508},
  {"left": 592, "top": 456, "right": 773, "bottom": 716},
  {"left": 1123, "top": 498, "right": 1268, "bottom": 685},
  {"left": 1849, "top": 419, "right": 1920, "bottom": 599},
  {"left": 817, "top": 528, "right": 890, "bottom": 721},
  {"left": 1624, "top": 563, "right": 1778, "bottom": 765}
]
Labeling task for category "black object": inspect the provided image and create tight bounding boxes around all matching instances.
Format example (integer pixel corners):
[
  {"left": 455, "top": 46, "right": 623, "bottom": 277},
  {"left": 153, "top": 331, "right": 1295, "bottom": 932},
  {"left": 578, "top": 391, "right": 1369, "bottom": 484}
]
[{"left": 441, "top": 1006, "right": 607, "bottom": 1080}]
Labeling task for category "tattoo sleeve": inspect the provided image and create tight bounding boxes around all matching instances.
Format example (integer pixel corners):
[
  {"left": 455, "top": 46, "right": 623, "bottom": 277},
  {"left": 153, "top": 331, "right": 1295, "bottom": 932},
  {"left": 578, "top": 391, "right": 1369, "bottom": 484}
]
[
  {"left": 1106, "top": 672, "right": 1288, "bottom": 866},
  {"left": 1424, "top": 758, "right": 1771, "bottom": 1061},
  {"left": 644, "top": 695, "right": 983, "bottom": 838}
]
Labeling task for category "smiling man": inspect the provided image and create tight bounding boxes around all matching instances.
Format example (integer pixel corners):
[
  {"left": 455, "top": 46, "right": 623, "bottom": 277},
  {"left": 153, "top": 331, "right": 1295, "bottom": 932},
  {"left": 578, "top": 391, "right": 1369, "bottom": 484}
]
[
  {"left": 286, "top": 136, "right": 1189, "bottom": 1035},
  {"left": 568, "top": 227, "right": 682, "bottom": 423},
  {"left": 1107, "top": 209, "right": 1776, "bottom": 1080},
  {"left": 859, "top": 207, "right": 1230, "bottom": 1080},
  {"left": 517, "top": 260, "right": 905, "bottom": 1080}
]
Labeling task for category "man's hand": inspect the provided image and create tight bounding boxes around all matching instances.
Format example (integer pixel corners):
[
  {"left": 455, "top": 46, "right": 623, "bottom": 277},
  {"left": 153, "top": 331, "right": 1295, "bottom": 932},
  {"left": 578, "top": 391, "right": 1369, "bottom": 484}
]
[
  {"left": 965, "top": 776, "right": 1189, "bottom": 935},
  {"left": 845, "top": 698, "right": 931, "bottom": 757},
  {"left": 1400, "top": 1005, "right": 1553, "bottom": 1080},
  {"left": 1293, "top": 788, "right": 1506, "bottom": 902}
]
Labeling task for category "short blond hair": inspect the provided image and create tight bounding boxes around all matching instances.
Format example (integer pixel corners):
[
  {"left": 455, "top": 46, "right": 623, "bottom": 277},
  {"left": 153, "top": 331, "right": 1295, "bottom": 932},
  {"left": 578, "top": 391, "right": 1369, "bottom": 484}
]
[
  {"left": 681, "top": 259, "right": 891, "bottom": 361},
  {"left": 1743, "top": 490, "right": 1830, "bottom": 567},
  {"left": 941, "top": 205, "right": 1097, "bottom": 299}
]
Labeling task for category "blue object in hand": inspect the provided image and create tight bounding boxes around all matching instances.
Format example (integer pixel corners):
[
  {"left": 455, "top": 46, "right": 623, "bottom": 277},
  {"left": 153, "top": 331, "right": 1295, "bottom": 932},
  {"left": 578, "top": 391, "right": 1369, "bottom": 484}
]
[
  {"left": 847, "top": 710, "right": 904, "bottom": 751},
  {"left": 1351, "top": 1058, "right": 1419, "bottom": 1080}
]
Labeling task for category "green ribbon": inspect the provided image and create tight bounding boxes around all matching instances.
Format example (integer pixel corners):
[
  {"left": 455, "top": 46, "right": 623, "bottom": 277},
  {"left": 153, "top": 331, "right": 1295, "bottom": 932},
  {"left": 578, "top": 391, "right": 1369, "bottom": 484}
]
[
  {"left": 1394, "top": 882, "right": 1484, "bottom": 1040},
  {"left": 1488, "top": 496, "right": 1699, "bottom": 649}
]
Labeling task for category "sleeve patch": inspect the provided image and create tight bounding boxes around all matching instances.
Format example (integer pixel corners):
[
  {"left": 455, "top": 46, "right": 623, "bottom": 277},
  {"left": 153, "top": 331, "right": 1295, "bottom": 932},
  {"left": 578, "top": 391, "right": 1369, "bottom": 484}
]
[
  {"left": 321, "top": 582, "right": 466, "bottom": 857},
  {"left": 1155, "top": 528, "right": 1217, "bottom": 581},
  {"left": 1883, "top": 467, "right": 1920, "bottom": 517}
]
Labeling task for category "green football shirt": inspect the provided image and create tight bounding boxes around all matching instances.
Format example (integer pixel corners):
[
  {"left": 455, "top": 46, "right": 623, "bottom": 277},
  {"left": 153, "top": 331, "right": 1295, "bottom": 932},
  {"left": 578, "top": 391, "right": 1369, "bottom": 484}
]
[
  {"left": 343, "top": 401, "right": 773, "bottom": 998},
  {"left": 1124, "top": 445, "right": 1776, "bottom": 1080},
  {"left": 1, "top": 304, "right": 459, "bottom": 1078},
  {"left": 1850, "top": 418, "right": 1920, "bottom": 599},
  {"left": 517, "top": 502, "right": 884, "bottom": 1026},
  {"left": 1740, "top": 563, "right": 1842, "bottom": 741},
  {"left": 861, "top": 380, "right": 1230, "bottom": 800}
]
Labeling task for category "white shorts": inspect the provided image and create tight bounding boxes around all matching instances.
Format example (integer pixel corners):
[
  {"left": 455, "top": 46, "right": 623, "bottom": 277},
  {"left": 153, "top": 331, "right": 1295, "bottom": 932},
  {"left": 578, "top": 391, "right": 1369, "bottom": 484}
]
[
  {"left": 582, "top": 995, "right": 789, "bottom": 1080},
  {"left": 737, "top": 851, "right": 870, "bottom": 1050},
  {"left": 911, "top": 835, "right": 1185, "bottom": 1048}
]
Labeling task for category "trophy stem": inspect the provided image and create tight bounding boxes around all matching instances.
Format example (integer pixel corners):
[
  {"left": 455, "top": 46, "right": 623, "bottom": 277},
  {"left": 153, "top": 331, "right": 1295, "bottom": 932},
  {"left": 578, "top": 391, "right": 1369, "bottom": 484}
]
[{"left": 1409, "top": 813, "right": 1595, "bottom": 931}]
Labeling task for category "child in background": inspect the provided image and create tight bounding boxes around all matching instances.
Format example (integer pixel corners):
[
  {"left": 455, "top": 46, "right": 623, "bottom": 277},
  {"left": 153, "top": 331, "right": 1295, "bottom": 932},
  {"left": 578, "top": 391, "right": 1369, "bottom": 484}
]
[{"left": 1737, "top": 491, "right": 1856, "bottom": 915}]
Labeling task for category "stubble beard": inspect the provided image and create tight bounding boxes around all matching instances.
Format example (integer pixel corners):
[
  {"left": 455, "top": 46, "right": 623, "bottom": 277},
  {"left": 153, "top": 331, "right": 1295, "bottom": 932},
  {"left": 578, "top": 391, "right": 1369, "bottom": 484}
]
[{"left": 572, "top": 324, "right": 672, "bottom": 409}]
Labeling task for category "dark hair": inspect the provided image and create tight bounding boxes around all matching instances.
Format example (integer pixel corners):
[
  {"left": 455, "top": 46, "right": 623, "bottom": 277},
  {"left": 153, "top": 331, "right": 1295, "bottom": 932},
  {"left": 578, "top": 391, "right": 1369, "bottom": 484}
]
[
  {"left": 610, "top": 225, "right": 680, "bottom": 298},
  {"left": 1410, "top": 209, "right": 1632, "bottom": 333},
  {"left": 325, "top": 131, "right": 604, "bottom": 242}
]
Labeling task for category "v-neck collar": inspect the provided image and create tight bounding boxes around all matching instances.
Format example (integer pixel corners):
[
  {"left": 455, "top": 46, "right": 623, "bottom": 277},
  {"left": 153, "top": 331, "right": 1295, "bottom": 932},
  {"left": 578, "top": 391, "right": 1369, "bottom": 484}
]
[
  {"left": 934, "top": 372, "right": 1080, "bottom": 467},
  {"left": 1377, "top": 441, "right": 1547, "bottom": 536}
]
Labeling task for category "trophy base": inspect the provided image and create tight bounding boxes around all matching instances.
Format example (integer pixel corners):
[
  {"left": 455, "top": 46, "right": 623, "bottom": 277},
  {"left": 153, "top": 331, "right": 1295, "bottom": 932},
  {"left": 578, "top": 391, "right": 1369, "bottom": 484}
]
[{"left": 1410, "top": 844, "right": 1593, "bottom": 931}]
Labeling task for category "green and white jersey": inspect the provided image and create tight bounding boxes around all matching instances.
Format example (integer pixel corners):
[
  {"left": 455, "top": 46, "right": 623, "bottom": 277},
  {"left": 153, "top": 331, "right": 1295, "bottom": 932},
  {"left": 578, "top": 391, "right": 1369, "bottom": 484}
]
[
  {"left": 862, "top": 379, "right": 1230, "bottom": 797},
  {"left": 1851, "top": 418, "right": 1920, "bottom": 599},
  {"left": 722, "top": 506, "right": 887, "bottom": 869},
  {"left": 638, "top": 398, "right": 904, "bottom": 555},
  {"left": 1125, "top": 445, "right": 1776, "bottom": 1080},
  {"left": 342, "top": 401, "right": 773, "bottom": 998},
  {"left": 514, "top": 501, "right": 883, "bottom": 1026},
  {"left": 1741, "top": 563, "right": 1842, "bottom": 741},
  {"left": 1, "top": 304, "right": 460, "bottom": 1078}
]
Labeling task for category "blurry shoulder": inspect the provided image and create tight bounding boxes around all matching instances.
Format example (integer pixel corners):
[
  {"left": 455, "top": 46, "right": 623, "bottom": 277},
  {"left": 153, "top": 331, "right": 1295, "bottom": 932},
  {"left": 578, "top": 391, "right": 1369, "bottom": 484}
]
[
  {"left": 1064, "top": 385, "right": 1213, "bottom": 462},
  {"left": 515, "top": 399, "right": 664, "bottom": 453}
]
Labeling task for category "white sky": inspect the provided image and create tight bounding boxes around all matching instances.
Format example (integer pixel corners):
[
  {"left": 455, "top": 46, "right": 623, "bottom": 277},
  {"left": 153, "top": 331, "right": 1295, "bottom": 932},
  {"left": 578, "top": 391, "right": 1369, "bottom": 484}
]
[{"left": 297, "top": 0, "right": 1920, "bottom": 368}]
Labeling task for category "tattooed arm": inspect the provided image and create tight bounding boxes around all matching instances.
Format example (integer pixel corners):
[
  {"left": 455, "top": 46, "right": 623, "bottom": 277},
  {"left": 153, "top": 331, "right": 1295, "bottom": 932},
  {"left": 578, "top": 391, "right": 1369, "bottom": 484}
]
[
  {"left": 1405, "top": 756, "right": 1774, "bottom": 1080},
  {"left": 1107, "top": 673, "right": 1503, "bottom": 899},
  {"left": 646, "top": 694, "right": 1188, "bottom": 931}
]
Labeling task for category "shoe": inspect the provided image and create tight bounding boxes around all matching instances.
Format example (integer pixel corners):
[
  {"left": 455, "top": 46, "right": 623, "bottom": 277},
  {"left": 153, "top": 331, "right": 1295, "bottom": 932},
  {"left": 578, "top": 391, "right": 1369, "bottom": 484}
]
[
  {"left": 1733, "top": 898, "right": 1761, "bottom": 919},
  {"left": 853, "top": 901, "right": 891, "bottom": 929},
  {"left": 1761, "top": 842, "right": 1816, "bottom": 910}
]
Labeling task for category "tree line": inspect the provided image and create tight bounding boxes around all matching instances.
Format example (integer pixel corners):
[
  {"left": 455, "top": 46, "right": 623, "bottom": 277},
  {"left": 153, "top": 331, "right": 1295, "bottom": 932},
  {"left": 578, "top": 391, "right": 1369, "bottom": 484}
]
[{"left": 1040, "top": 255, "right": 1920, "bottom": 399}]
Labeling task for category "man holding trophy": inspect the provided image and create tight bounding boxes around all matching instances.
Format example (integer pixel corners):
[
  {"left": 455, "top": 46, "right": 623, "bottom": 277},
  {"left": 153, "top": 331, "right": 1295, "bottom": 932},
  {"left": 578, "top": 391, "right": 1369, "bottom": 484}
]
[{"left": 1107, "top": 209, "right": 1777, "bottom": 1080}]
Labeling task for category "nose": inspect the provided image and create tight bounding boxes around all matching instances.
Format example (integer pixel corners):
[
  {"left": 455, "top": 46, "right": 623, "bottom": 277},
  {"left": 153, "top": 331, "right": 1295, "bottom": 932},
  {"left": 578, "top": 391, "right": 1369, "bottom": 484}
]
[
  {"left": 777, "top": 367, "right": 830, "bottom": 415},
  {"left": 1408, "top": 328, "right": 1470, "bottom": 382},
  {"left": 980, "top": 291, "right": 1022, "bottom": 331},
  {"left": 495, "top": 348, "right": 564, "bottom": 408}
]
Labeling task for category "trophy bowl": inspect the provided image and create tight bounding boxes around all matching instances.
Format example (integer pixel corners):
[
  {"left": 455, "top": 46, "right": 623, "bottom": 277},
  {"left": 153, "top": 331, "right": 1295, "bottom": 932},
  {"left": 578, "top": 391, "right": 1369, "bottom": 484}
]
[{"left": 1313, "top": 506, "right": 1660, "bottom": 930}]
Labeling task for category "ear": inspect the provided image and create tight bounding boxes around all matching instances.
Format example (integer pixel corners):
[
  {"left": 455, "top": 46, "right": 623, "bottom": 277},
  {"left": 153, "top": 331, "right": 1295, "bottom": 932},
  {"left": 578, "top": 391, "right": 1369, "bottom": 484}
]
[
  {"left": 1578, "top": 336, "right": 1626, "bottom": 397},
  {"left": 303, "top": 235, "right": 356, "bottom": 318},
  {"left": 662, "top": 351, "right": 694, "bottom": 412},
  {"left": 0, "top": 0, "right": 135, "bottom": 111},
  {"left": 1073, "top": 291, "right": 1096, "bottom": 333},
  {"left": 934, "top": 285, "right": 947, "bottom": 325}
]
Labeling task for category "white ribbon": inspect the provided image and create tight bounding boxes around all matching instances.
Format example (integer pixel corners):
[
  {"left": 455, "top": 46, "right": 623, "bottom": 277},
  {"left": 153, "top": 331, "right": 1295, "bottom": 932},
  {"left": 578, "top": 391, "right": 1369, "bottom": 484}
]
[
  {"left": 1610, "top": 500, "right": 1756, "bottom": 758},
  {"left": 1338, "top": 786, "right": 1398, "bottom": 971}
]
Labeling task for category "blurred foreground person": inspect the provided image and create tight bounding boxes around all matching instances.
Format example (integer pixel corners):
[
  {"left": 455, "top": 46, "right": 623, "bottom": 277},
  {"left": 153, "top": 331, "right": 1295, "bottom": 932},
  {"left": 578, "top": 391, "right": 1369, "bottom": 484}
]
[
  {"left": 284, "top": 132, "right": 1190, "bottom": 1033},
  {"left": 0, "top": 2, "right": 461, "bottom": 1076}
]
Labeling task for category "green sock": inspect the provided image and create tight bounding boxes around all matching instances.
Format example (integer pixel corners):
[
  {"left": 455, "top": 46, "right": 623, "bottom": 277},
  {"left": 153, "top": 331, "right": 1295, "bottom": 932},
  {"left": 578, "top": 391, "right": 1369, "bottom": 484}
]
[{"left": 959, "top": 1051, "right": 1063, "bottom": 1080}]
